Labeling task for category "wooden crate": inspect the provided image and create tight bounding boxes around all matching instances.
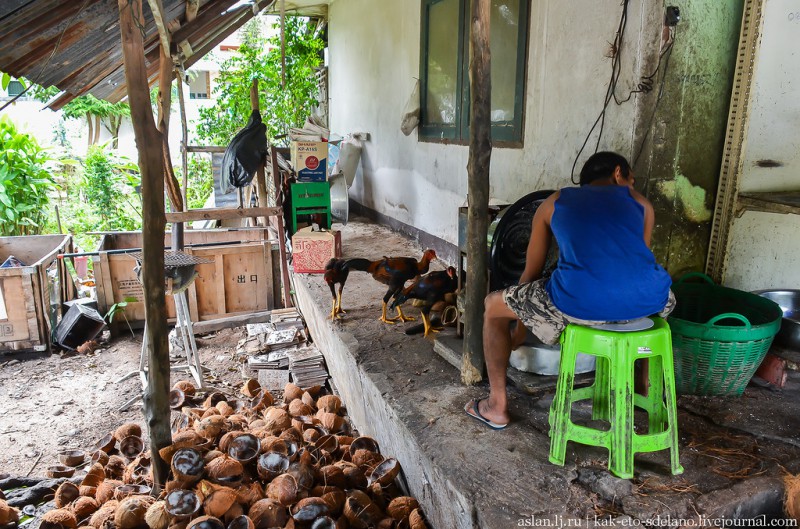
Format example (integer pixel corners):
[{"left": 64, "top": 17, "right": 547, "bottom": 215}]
[
  {"left": 92, "top": 229, "right": 278, "bottom": 326},
  {"left": 0, "top": 235, "right": 74, "bottom": 353}
]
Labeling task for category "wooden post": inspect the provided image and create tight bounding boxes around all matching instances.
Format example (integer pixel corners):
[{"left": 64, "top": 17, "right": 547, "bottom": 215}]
[
  {"left": 176, "top": 67, "right": 189, "bottom": 209},
  {"left": 461, "top": 0, "right": 491, "bottom": 385},
  {"left": 270, "top": 146, "right": 293, "bottom": 308},
  {"left": 118, "top": 0, "right": 172, "bottom": 491}
]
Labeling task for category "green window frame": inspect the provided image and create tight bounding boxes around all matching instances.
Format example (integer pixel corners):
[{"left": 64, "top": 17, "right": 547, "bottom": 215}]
[{"left": 420, "top": 0, "right": 529, "bottom": 145}]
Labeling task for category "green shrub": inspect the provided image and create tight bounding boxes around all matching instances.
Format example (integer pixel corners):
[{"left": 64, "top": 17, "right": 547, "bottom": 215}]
[{"left": 0, "top": 116, "right": 55, "bottom": 235}]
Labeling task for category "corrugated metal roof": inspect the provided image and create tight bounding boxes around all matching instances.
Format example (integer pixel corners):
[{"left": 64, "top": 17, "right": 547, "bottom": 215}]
[{"left": 0, "top": 0, "right": 287, "bottom": 110}]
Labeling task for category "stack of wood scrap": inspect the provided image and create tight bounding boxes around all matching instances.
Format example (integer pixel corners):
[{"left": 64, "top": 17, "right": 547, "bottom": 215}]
[{"left": 287, "top": 345, "right": 328, "bottom": 388}]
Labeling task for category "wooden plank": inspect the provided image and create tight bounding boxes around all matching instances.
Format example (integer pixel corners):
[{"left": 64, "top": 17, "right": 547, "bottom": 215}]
[
  {"left": 269, "top": 146, "right": 292, "bottom": 308},
  {"left": 262, "top": 242, "right": 273, "bottom": 310},
  {"left": 23, "top": 272, "right": 40, "bottom": 347},
  {"left": 165, "top": 207, "right": 281, "bottom": 223},
  {"left": 191, "top": 310, "right": 271, "bottom": 334},
  {"left": 214, "top": 254, "right": 226, "bottom": 316},
  {"left": 186, "top": 145, "right": 225, "bottom": 153},
  {"left": 0, "top": 276, "right": 32, "bottom": 344}
]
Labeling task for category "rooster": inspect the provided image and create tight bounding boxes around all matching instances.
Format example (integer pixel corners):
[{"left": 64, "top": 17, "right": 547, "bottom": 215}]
[
  {"left": 324, "top": 258, "right": 350, "bottom": 320},
  {"left": 345, "top": 249, "right": 437, "bottom": 324},
  {"left": 391, "top": 267, "right": 458, "bottom": 337}
]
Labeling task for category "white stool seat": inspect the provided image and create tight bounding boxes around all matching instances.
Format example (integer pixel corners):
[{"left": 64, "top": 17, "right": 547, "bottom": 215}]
[{"left": 591, "top": 317, "right": 655, "bottom": 332}]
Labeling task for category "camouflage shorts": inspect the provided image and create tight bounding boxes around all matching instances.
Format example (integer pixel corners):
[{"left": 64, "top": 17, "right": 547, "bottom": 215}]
[{"left": 503, "top": 279, "right": 676, "bottom": 345}]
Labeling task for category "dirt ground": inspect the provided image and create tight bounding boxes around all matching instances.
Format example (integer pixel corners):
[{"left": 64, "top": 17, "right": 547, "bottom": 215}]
[{"left": 0, "top": 327, "right": 250, "bottom": 478}]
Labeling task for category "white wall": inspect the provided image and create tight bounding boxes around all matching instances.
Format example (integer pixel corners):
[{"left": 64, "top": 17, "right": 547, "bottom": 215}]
[
  {"left": 328, "top": 0, "right": 663, "bottom": 252},
  {"left": 724, "top": 0, "right": 800, "bottom": 291}
]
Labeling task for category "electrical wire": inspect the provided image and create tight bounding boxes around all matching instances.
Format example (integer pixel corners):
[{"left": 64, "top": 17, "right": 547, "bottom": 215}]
[
  {"left": 570, "top": 2, "right": 676, "bottom": 184},
  {"left": 0, "top": 0, "right": 91, "bottom": 113}
]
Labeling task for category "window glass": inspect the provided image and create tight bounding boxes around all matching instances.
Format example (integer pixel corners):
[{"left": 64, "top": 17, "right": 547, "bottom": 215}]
[
  {"left": 424, "top": 0, "right": 460, "bottom": 125},
  {"left": 490, "top": 0, "right": 521, "bottom": 125},
  {"left": 7, "top": 80, "right": 24, "bottom": 97}
]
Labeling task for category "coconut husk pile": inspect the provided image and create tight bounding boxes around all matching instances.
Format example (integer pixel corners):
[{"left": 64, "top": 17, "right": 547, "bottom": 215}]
[
  {"left": 785, "top": 473, "right": 800, "bottom": 522},
  {"left": 31, "top": 379, "right": 428, "bottom": 529}
]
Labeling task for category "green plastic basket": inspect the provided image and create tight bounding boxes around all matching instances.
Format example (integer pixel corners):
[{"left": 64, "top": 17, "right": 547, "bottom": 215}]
[{"left": 668, "top": 273, "right": 783, "bottom": 396}]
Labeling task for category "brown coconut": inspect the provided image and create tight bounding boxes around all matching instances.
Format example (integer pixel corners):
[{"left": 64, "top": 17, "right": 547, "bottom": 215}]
[
  {"left": 203, "top": 450, "right": 224, "bottom": 465},
  {"left": 291, "top": 497, "right": 329, "bottom": 525},
  {"left": 114, "top": 423, "right": 143, "bottom": 442},
  {"left": 259, "top": 436, "right": 287, "bottom": 455},
  {"left": 368, "top": 458, "right": 401, "bottom": 486},
  {"left": 206, "top": 455, "right": 243, "bottom": 486},
  {"left": 203, "top": 487, "right": 238, "bottom": 518},
  {"left": 241, "top": 379, "right": 260, "bottom": 398},
  {"left": 144, "top": 501, "right": 170, "bottom": 529},
  {"left": 104, "top": 455, "right": 127, "bottom": 481},
  {"left": 316, "top": 411, "right": 344, "bottom": 433},
  {"left": 72, "top": 497, "right": 100, "bottom": 520},
  {"left": 300, "top": 392, "right": 316, "bottom": 409},
  {"left": 263, "top": 407, "right": 292, "bottom": 433},
  {"left": 352, "top": 449, "right": 383, "bottom": 472},
  {"left": 265, "top": 474, "right": 300, "bottom": 507},
  {"left": 226, "top": 515, "right": 254, "bottom": 529},
  {"left": 303, "top": 428, "right": 321, "bottom": 444},
  {"left": 55, "top": 482, "right": 81, "bottom": 508},
  {"left": 409, "top": 508, "right": 428, "bottom": 529},
  {"left": 248, "top": 391, "right": 274, "bottom": 413},
  {"left": 78, "top": 486, "right": 97, "bottom": 498},
  {"left": 94, "top": 479, "right": 123, "bottom": 504},
  {"left": 321, "top": 490, "right": 346, "bottom": 517},
  {"left": 81, "top": 463, "right": 106, "bottom": 488},
  {"left": 785, "top": 473, "right": 800, "bottom": 522},
  {"left": 201, "top": 408, "right": 221, "bottom": 419},
  {"left": 0, "top": 500, "right": 20, "bottom": 526},
  {"left": 316, "top": 395, "right": 341, "bottom": 414},
  {"left": 114, "top": 496, "right": 153, "bottom": 529},
  {"left": 279, "top": 427, "right": 304, "bottom": 445},
  {"left": 41, "top": 509, "right": 79, "bottom": 529},
  {"left": 387, "top": 497, "right": 419, "bottom": 521},
  {"left": 248, "top": 498, "right": 288, "bottom": 529},
  {"left": 283, "top": 383, "right": 303, "bottom": 403},
  {"left": 173, "top": 380, "right": 196, "bottom": 396},
  {"left": 186, "top": 515, "right": 225, "bottom": 529},
  {"left": 195, "top": 415, "right": 225, "bottom": 440},
  {"left": 215, "top": 401, "right": 234, "bottom": 417},
  {"left": 334, "top": 461, "right": 368, "bottom": 489},
  {"left": 90, "top": 450, "right": 109, "bottom": 467},
  {"left": 343, "top": 491, "right": 382, "bottom": 529},
  {"left": 221, "top": 502, "right": 243, "bottom": 524},
  {"left": 235, "top": 483, "right": 263, "bottom": 507},
  {"left": 318, "top": 465, "right": 346, "bottom": 489},
  {"left": 368, "top": 481, "right": 387, "bottom": 511},
  {"left": 288, "top": 399, "right": 314, "bottom": 418}
]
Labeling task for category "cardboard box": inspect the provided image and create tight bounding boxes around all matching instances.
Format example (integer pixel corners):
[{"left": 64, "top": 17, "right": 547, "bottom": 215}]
[
  {"left": 291, "top": 141, "right": 328, "bottom": 182},
  {"left": 292, "top": 227, "right": 342, "bottom": 273}
]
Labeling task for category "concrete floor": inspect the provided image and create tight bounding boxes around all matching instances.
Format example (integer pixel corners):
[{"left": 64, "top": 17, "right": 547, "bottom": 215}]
[{"left": 292, "top": 218, "right": 800, "bottom": 529}]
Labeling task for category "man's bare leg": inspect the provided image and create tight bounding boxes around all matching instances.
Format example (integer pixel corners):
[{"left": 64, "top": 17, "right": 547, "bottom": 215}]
[{"left": 477, "top": 290, "right": 520, "bottom": 425}]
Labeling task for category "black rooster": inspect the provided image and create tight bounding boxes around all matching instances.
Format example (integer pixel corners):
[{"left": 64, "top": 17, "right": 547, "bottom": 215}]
[
  {"left": 323, "top": 258, "right": 351, "bottom": 319},
  {"left": 391, "top": 266, "right": 458, "bottom": 337}
]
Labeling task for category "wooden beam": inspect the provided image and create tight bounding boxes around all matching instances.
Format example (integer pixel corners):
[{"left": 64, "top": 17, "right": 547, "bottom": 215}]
[
  {"left": 186, "top": 145, "right": 225, "bottom": 153},
  {"left": 192, "top": 310, "right": 272, "bottom": 334},
  {"left": 176, "top": 66, "right": 189, "bottom": 210},
  {"left": 146, "top": 0, "right": 171, "bottom": 61},
  {"left": 461, "top": 0, "right": 491, "bottom": 385},
  {"left": 171, "top": 0, "right": 240, "bottom": 50},
  {"left": 269, "top": 146, "right": 293, "bottom": 308},
  {"left": 186, "top": 0, "right": 199, "bottom": 22},
  {"left": 117, "top": 0, "right": 171, "bottom": 491},
  {"left": 165, "top": 207, "right": 282, "bottom": 223},
  {"left": 251, "top": 79, "right": 270, "bottom": 229}
]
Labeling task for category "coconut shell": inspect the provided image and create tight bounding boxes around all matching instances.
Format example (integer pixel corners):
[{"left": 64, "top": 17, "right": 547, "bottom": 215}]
[
  {"left": 249, "top": 391, "right": 274, "bottom": 413},
  {"left": 235, "top": 483, "right": 263, "bottom": 507},
  {"left": 288, "top": 400, "right": 313, "bottom": 418},
  {"left": 115, "top": 496, "right": 153, "bottom": 529},
  {"left": 368, "top": 458, "right": 400, "bottom": 487},
  {"left": 105, "top": 455, "right": 127, "bottom": 481},
  {"left": 352, "top": 449, "right": 383, "bottom": 472},
  {"left": 55, "top": 482, "right": 81, "bottom": 508},
  {"left": 303, "top": 429, "right": 321, "bottom": 444},
  {"left": 94, "top": 479, "right": 122, "bottom": 504},
  {"left": 82, "top": 463, "right": 106, "bottom": 488},
  {"left": 319, "top": 465, "right": 346, "bottom": 489},
  {"left": 173, "top": 380, "right": 196, "bottom": 396},
  {"left": 72, "top": 497, "right": 100, "bottom": 520},
  {"left": 206, "top": 455, "right": 243, "bottom": 486},
  {"left": 78, "top": 486, "right": 97, "bottom": 498},
  {"left": 785, "top": 474, "right": 800, "bottom": 522},
  {"left": 279, "top": 427, "right": 303, "bottom": 445},
  {"left": 408, "top": 509, "right": 428, "bottom": 529},
  {"left": 283, "top": 383, "right": 303, "bottom": 403},
  {"left": 265, "top": 474, "right": 299, "bottom": 507},
  {"left": 203, "top": 487, "right": 238, "bottom": 518},
  {"left": 334, "top": 461, "right": 368, "bottom": 489},
  {"left": 316, "top": 412, "right": 344, "bottom": 433},
  {"left": 88, "top": 501, "right": 118, "bottom": 529},
  {"left": 0, "top": 499, "right": 20, "bottom": 526},
  {"left": 263, "top": 407, "right": 292, "bottom": 433},
  {"left": 221, "top": 502, "right": 243, "bottom": 524},
  {"left": 343, "top": 491, "right": 382, "bottom": 529},
  {"left": 291, "top": 497, "right": 329, "bottom": 524},
  {"left": 226, "top": 515, "right": 254, "bottom": 529},
  {"left": 241, "top": 379, "right": 261, "bottom": 398},
  {"left": 144, "top": 501, "right": 170, "bottom": 529},
  {"left": 41, "top": 509, "right": 79, "bottom": 529},
  {"left": 187, "top": 515, "right": 225, "bottom": 529},
  {"left": 203, "top": 450, "right": 224, "bottom": 465},
  {"left": 316, "top": 396, "right": 341, "bottom": 414},
  {"left": 376, "top": 520, "right": 396, "bottom": 529},
  {"left": 368, "top": 481, "right": 387, "bottom": 512},
  {"left": 248, "top": 498, "right": 288, "bottom": 529},
  {"left": 218, "top": 432, "right": 238, "bottom": 453},
  {"left": 259, "top": 436, "right": 287, "bottom": 455},
  {"left": 216, "top": 401, "right": 234, "bottom": 417},
  {"left": 90, "top": 450, "right": 110, "bottom": 467},
  {"left": 114, "top": 423, "right": 143, "bottom": 442},
  {"left": 164, "top": 489, "right": 201, "bottom": 519},
  {"left": 202, "top": 408, "right": 221, "bottom": 419},
  {"left": 172, "top": 430, "right": 202, "bottom": 445},
  {"left": 123, "top": 455, "right": 153, "bottom": 485},
  {"left": 321, "top": 490, "right": 346, "bottom": 517},
  {"left": 300, "top": 392, "right": 315, "bottom": 409},
  {"left": 386, "top": 497, "right": 418, "bottom": 521},
  {"left": 195, "top": 415, "right": 226, "bottom": 440}
]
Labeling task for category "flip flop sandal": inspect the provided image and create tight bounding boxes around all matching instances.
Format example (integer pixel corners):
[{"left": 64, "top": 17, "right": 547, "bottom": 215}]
[{"left": 464, "top": 398, "right": 509, "bottom": 430}]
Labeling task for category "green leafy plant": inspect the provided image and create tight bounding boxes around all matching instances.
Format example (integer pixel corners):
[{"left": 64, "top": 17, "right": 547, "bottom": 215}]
[
  {"left": 105, "top": 296, "right": 138, "bottom": 337},
  {"left": 0, "top": 115, "right": 55, "bottom": 235},
  {"left": 196, "top": 15, "right": 325, "bottom": 147}
]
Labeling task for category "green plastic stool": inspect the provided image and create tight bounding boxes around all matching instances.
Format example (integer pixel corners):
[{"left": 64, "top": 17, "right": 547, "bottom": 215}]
[
  {"left": 290, "top": 181, "right": 331, "bottom": 235},
  {"left": 548, "top": 317, "right": 683, "bottom": 479}
]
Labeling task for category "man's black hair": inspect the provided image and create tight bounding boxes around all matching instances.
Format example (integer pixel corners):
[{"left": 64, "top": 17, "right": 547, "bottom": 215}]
[{"left": 579, "top": 151, "right": 631, "bottom": 186}]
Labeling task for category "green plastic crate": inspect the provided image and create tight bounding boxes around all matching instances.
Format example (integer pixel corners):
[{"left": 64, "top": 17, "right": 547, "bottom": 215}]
[{"left": 667, "top": 273, "right": 782, "bottom": 396}]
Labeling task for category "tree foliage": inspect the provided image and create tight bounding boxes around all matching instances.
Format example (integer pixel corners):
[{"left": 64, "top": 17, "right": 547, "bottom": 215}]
[
  {"left": 196, "top": 16, "right": 324, "bottom": 147},
  {"left": 0, "top": 115, "right": 55, "bottom": 235}
]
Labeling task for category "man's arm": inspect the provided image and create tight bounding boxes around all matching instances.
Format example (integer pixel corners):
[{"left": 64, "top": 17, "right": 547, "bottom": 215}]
[
  {"left": 518, "top": 192, "right": 557, "bottom": 285},
  {"left": 629, "top": 188, "right": 655, "bottom": 247}
]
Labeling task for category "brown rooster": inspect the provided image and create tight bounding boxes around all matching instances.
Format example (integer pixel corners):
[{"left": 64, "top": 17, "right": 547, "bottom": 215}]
[
  {"left": 391, "top": 266, "right": 458, "bottom": 337},
  {"left": 345, "top": 249, "right": 437, "bottom": 324}
]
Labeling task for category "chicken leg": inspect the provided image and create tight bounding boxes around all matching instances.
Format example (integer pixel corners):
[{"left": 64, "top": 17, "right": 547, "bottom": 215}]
[{"left": 421, "top": 310, "right": 443, "bottom": 337}]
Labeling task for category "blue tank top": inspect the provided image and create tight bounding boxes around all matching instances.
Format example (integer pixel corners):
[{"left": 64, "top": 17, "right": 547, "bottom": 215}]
[{"left": 544, "top": 186, "right": 672, "bottom": 321}]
